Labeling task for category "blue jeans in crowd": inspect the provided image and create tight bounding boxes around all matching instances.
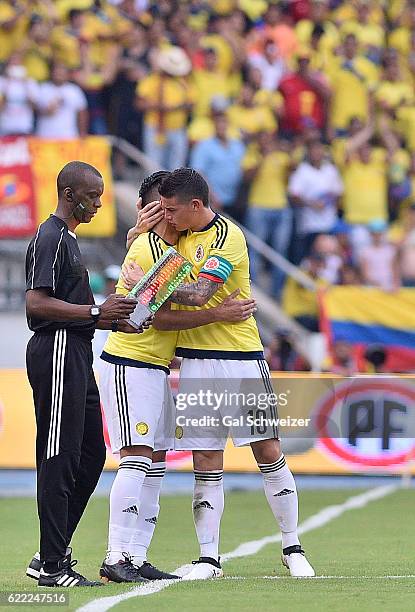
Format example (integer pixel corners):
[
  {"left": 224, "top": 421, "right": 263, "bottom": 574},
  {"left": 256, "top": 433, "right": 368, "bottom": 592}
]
[
  {"left": 85, "top": 90, "right": 108, "bottom": 135},
  {"left": 246, "top": 206, "right": 293, "bottom": 299},
  {"left": 143, "top": 125, "right": 188, "bottom": 170}
]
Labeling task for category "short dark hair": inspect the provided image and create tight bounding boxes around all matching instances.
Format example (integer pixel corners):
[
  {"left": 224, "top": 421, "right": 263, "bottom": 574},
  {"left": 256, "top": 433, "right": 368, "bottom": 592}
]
[
  {"left": 69, "top": 8, "right": 83, "bottom": 21},
  {"left": 138, "top": 171, "right": 170, "bottom": 206},
  {"left": 158, "top": 168, "right": 209, "bottom": 207},
  {"left": 57, "top": 161, "right": 102, "bottom": 196}
]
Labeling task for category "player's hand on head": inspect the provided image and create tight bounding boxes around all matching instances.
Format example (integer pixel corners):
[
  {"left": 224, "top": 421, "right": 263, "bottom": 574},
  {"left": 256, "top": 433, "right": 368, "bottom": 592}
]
[
  {"left": 126, "top": 198, "right": 163, "bottom": 248},
  {"left": 215, "top": 289, "right": 257, "bottom": 322},
  {"left": 100, "top": 293, "right": 138, "bottom": 319},
  {"left": 138, "top": 200, "right": 164, "bottom": 233},
  {"left": 120, "top": 261, "right": 144, "bottom": 290}
]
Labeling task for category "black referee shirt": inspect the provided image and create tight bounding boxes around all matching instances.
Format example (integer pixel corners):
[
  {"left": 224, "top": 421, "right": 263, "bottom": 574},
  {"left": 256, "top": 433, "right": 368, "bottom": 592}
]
[{"left": 25, "top": 215, "right": 95, "bottom": 339}]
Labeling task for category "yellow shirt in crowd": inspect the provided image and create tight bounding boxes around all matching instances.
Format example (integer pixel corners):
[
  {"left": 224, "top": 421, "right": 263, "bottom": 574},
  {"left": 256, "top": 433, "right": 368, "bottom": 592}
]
[
  {"left": 389, "top": 26, "right": 411, "bottom": 57},
  {"left": 340, "top": 21, "right": 385, "bottom": 50},
  {"left": 191, "top": 69, "right": 233, "bottom": 117},
  {"left": 228, "top": 104, "right": 276, "bottom": 136},
  {"left": 0, "top": 1, "right": 26, "bottom": 62},
  {"left": 242, "top": 146, "right": 290, "bottom": 209},
  {"left": 137, "top": 74, "right": 193, "bottom": 131},
  {"left": 341, "top": 148, "right": 387, "bottom": 224},
  {"left": 328, "top": 56, "right": 378, "bottom": 130},
  {"left": 375, "top": 80, "right": 415, "bottom": 110},
  {"left": 23, "top": 42, "right": 53, "bottom": 81}
]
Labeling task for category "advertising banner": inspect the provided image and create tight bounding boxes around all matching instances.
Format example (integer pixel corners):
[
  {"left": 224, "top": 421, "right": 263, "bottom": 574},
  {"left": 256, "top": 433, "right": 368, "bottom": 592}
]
[
  {"left": 0, "top": 137, "right": 37, "bottom": 237},
  {"left": 1, "top": 369, "right": 415, "bottom": 475},
  {"left": 0, "top": 136, "right": 116, "bottom": 238}
]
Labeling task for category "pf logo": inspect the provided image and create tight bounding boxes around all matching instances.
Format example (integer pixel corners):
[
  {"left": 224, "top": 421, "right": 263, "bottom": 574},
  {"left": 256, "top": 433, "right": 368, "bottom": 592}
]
[{"left": 315, "top": 379, "right": 415, "bottom": 469}]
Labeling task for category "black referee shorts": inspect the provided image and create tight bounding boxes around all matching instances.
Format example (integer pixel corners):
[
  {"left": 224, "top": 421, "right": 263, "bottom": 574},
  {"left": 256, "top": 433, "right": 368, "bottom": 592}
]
[{"left": 26, "top": 330, "right": 106, "bottom": 563}]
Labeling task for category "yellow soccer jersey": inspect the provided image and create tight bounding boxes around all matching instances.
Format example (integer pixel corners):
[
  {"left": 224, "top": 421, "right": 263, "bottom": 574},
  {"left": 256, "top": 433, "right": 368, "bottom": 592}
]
[
  {"left": 102, "top": 231, "right": 178, "bottom": 371},
  {"left": 176, "top": 214, "right": 263, "bottom": 359}
]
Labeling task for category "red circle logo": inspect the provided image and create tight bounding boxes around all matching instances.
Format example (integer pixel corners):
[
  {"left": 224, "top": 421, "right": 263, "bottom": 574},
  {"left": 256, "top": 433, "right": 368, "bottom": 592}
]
[
  {"left": 204, "top": 257, "right": 220, "bottom": 270},
  {"left": 315, "top": 379, "right": 415, "bottom": 468}
]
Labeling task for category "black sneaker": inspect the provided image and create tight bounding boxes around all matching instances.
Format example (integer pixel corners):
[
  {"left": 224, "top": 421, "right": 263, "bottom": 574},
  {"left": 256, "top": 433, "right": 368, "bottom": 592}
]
[
  {"left": 135, "top": 561, "right": 180, "bottom": 580},
  {"left": 27, "top": 548, "right": 72, "bottom": 581},
  {"left": 26, "top": 553, "right": 42, "bottom": 580},
  {"left": 100, "top": 554, "right": 149, "bottom": 583},
  {"left": 38, "top": 557, "right": 102, "bottom": 587}
]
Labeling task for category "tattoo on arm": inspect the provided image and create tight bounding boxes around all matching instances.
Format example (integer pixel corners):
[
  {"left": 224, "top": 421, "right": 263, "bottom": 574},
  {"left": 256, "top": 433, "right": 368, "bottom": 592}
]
[{"left": 170, "top": 277, "right": 219, "bottom": 306}]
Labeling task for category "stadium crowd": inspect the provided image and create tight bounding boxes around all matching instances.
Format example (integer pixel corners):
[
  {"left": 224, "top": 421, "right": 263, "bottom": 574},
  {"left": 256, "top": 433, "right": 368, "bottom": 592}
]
[{"left": 2, "top": 0, "right": 415, "bottom": 369}]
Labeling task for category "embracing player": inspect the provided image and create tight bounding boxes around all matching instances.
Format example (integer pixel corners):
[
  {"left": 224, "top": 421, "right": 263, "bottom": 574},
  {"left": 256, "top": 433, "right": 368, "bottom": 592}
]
[
  {"left": 98, "top": 171, "right": 256, "bottom": 582},
  {"left": 124, "top": 168, "right": 314, "bottom": 579}
]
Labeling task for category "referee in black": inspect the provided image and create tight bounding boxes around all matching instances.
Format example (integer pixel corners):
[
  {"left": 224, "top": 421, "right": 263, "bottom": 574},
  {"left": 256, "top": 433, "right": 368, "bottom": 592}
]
[{"left": 25, "top": 161, "right": 142, "bottom": 587}]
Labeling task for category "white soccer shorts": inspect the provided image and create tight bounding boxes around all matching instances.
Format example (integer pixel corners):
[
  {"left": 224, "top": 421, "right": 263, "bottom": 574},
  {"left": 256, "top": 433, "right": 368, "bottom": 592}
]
[
  {"left": 99, "top": 361, "right": 175, "bottom": 453},
  {"left": 174, "top": 358, "right": 279, "bottom": 451}
]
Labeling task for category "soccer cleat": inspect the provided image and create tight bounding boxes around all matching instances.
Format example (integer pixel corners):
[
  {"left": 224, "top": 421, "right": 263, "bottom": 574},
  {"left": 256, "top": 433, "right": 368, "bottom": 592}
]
[
  {"left": 38, "top": 557, "right": 102, "bottom": 587},
  {"left": 281, "top": 545, "right": 315, "bottom": 577},
  {"left": 27, "top": 547, "right": 72, "bottom": 581},
  {"left": 180, "top": 556, "right": 223, "bottom": 581},
  {"left": 134, "top": 561, "right": 180, "bottom": 580},
  {"left": 100, "top": 554, "right": 148, "bottom": 583}
]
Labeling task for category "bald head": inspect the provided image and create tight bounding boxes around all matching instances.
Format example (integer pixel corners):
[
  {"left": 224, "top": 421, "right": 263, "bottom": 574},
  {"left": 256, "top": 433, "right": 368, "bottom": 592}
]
[
  {"left": 57, "top": 161, "right": 102, "bottom": 197},
  {"left": 56, "top": 161, "right": 104, "bottom": 226}
]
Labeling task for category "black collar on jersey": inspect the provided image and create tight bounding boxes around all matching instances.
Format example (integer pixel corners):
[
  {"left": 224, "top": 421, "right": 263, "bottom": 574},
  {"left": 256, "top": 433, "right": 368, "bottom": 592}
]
[
  {"left": 150, "top": 229, "right": 175, "bottom": 247},
  {"left": 51, "top": 214, "right": 77, "bottom": 239},
  {"left": 196, "top": 212, "right": 220, "bottom": 233},
  {"left": 50, "top": 214, "right": 68, "bottom": 231}
]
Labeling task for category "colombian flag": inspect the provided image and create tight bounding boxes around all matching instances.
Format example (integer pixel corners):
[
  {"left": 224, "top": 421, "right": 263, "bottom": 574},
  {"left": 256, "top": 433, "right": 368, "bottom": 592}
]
[{"left": 319, "top": 287, "right": 415, "bottom": 372}]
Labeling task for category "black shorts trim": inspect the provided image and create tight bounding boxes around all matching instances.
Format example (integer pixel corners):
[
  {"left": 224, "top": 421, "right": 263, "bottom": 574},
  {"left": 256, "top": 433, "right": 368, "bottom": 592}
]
[
  {"left": 175, "top": 348, "right": 264, "bottom": 360},
  {"left": 100, "top": 351, "right": 170, "bottom": 374},
  {"left": 257, "top": 359, "right": 278, "bottom": 439}
]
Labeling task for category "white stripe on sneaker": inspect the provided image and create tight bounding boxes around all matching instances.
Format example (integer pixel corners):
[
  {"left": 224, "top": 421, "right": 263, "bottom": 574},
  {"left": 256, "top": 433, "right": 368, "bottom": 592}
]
[{"left": 57, "top": 574, "right": 68, "bottom": 585}]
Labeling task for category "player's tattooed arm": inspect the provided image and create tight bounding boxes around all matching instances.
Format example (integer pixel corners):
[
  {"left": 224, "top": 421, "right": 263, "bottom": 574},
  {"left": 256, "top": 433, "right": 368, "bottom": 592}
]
[{"left": 170, "top": 277, "right": 220, "bottom": 306}]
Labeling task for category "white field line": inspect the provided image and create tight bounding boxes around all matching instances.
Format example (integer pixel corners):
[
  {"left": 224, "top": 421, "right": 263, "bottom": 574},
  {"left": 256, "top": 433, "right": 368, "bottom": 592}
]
[
  {"left": 77, "top": 485, "right": 395, "bottom": 612},
  {"left": 223, "top": 575, "right": 415, "bottom": 580}
]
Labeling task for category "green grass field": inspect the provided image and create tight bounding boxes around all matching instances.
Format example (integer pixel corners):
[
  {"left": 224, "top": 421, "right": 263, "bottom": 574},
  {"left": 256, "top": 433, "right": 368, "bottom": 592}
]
[{"left": 1, "top": 487, "right": 413, "bottom": 612}]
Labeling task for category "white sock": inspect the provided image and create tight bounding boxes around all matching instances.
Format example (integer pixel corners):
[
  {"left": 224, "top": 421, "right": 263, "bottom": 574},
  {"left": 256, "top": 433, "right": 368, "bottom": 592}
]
[
  {"left": 258, "top": 454, "right": 300, "bottom": 550},
  {"left": 193, "top": 470, "right": 224, "bottom": 561},
  {"left": 130, "top": 461, "right": 166, "bottom": 566},
  {"left": 106, "top": 455, "right": 151, "bottom": 565}
]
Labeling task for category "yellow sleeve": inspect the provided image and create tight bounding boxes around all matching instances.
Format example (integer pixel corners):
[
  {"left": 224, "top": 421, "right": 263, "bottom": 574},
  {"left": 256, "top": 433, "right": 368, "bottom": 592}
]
[
  {"left": 136, "top": 76, "right": 153, "bottom": 99},
  {"left": 241, "top": 148, "right": 259, "bottom": 171},
  {"left": 262, "top": 107, "right": 277, "bottom": 132},
  {"left": 391, "top": 148, "right": 410, "bottom": 169},
  {"left": 0, "top": 2, "right": 15, "bottom": 23},
  {"left": 116, "top": 235, "right": 154, "bottom": 294},
  {"left": 279, "top": 151, "right": 291, "bottom": 169},
  {"left": 372, "top": 147, "right": 387, "bottom": 165},
  {"left": 388, "top": 28, "right": 407, "bottom": 54},
  {"left": 273, "top": 91, "right": 284, "bottom": 112},
  {"left": 361, "top": 60, "right": 379, "bottom": 90}
]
